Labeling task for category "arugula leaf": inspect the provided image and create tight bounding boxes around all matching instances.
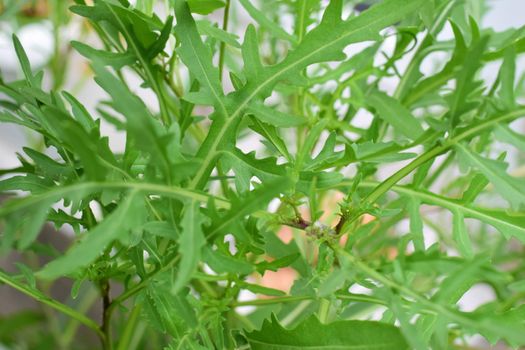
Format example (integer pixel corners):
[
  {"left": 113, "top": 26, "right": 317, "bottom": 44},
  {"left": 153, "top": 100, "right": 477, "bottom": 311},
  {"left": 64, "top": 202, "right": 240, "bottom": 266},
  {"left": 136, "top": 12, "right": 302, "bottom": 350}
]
[
  {"left": 245, "top": 315, "right": 408, "bottom": 349},
  {"left": 172, "top": 201, "right": 205, "bottom": 293},
  {"left": 368, "top": 91, "right": 424, "bottom": 140},
  {"left": 456, "top": 144, "right": 525, "bottom": 209}
]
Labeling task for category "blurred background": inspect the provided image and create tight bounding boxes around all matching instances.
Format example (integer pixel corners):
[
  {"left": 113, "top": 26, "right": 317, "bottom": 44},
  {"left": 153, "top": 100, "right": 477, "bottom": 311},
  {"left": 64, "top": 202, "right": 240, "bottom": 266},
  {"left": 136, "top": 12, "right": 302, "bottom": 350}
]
[{"left": 0, "top": 0, "right": 524, "bottom": 349}]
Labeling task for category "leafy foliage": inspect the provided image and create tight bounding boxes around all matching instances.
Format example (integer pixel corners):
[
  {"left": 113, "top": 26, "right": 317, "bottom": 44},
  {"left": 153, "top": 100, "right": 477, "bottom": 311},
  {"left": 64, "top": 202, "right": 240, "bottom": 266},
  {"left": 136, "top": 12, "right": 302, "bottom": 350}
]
[{"left": 0, "top": 0, "right": 524, "bottom": 349}]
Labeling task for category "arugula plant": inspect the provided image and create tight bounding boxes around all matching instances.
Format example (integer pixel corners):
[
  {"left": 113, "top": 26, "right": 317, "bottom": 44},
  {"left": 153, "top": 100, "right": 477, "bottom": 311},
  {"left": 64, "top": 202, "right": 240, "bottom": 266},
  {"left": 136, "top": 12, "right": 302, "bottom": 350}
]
[{"left": 1, "top": 0, "right": 525, "bottom": 349}]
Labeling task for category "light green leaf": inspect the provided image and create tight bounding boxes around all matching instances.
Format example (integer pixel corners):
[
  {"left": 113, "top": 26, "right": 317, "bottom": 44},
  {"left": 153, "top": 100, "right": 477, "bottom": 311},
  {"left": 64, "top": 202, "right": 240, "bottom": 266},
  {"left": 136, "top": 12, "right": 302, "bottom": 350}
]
[
  {"left": 62, "top": 92, "right": 96, "bottom": 132},
  {"left": 12, "top": 35, "right": 36, "bottom": 87},
  {"left": 494, "top": 123, "right": 525, "bottom": 150},
  {"left": 247, "top": 101, "right": 306, "bottom": 128},
  {"left": 456, "top": 144, "right": 525, "bottom": 209},
  {"left": 92, "top": 65, "right": 174, "bottom": 178},
  {"left": 237, "top": 0, "right": 297, "bottom": 44},
  {"left": 390, "top": 295, "right": 427, "bottom": 350},
  {"left": 369, "top": 91, "right": 424, "bottom": 140},
  {"left": 172, "top": 201, "right": 205, "bottom": 293},
  {"left": 196, "top": 20, "right": 241, "bottom": 48},
  {"left": 498, "top": 46, "right": 516, "bottom": 109},
  {"left": 239, "top": 282, "right": 286, "bottom": 297},
  {"left": 407, "top": 197, "right": 425, "bottom": 251},
  {"left": 452, "top": 209, "right": 474, "bottom": 259}
]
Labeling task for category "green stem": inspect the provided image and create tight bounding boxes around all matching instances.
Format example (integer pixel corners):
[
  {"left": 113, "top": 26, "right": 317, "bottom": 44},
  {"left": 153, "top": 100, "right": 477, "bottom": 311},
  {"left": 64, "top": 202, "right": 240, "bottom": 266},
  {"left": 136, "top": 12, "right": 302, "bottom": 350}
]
[
  {"left": 361, "top": 108, "right": 525, "bottom": 208},
  {"left": 218, "top": 0, "right": 231, "bottom": 81},
  {"left": 0, "top": 270, "right": 104, "bottom": 340},
  {"left": 116, "top": 305, "right": 142, "bottom": 350},
  {"left": 318, "top": 298, "right": 331, "bottom": 323},
  {"left": 101, "top": 280, "right": 113, "bottom": 350},
  {"left": 59, "top": 285, "right": 100, "bottom": 348}
]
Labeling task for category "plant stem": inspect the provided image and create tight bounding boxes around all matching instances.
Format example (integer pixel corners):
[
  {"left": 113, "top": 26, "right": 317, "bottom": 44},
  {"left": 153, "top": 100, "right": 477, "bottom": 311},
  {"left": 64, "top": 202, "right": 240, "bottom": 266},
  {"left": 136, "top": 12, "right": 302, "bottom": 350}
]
[
  {"left": 0, "top": 270, "right": 104, "bottom": 340},
  {"left": 333, "top": 108, "right": 525, "bottom": 232},
  {"left": 101, "top": 280, "right": 113, "bottom": 350},
  {"left": 116, "top": 305, "right": 142, "bottom": 350},
  {"left": 218, "top": 0, "right": 231, "bottom": 81},
  {"left": 59, "top": 285, "right": 100, "bottom": 348},
  {"left": 318, "top": 298, "right": 331, "bottom": 323}
]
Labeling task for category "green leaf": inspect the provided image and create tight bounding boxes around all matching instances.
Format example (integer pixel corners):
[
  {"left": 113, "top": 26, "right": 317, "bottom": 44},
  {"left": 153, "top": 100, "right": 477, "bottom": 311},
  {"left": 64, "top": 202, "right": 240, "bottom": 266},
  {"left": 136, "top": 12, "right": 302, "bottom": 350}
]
[
  {"left": 203, "top": 247, "right": 254, "bottom": 275},
  {"left": 452, "top": 209, "right": 474, "bottom": 259},
  {"left": 12, "top": 35, "right": 36, "bottom": 87},
  {"left": 206, "top": 178, "right": 290, "bottom": 239},
  {"left": 62, "top": 92, "right": 96, "bottom": 132},
  {"left": 407, "top": 197, "right": 425, "bottom": 251},
  {"left": 447, "top": 33, "right": 489, "bottom": 127},
  {"left": 196, "top": 20, "right": 241, "bottom": 48},
  {"left": 368, "top": 91, "right": 424, "bottom": 140},
  {"left": 456, "top": 144, "right": 525, "bottom": 209},
  {"left": 247, "top": 101, "right": 306, "bottom": 128},
  {"left": 72, "top": 41, "right": 136, "bottom": 69},
  {"left": 390, "top": 295, "right": 427, "bottom": 350},
  {"left": 172, "top": 201, "right": 205, "bottom": 293},
  {"left": 174, "top": 0, "right": 227, "bottom": 114},
  {"left": 187, "top": 0, "right": 225, "bottom": 15},
  {"left": 352, "top": 141, "right": 417, "bottom": 163},
  {"left": 141, "top": 283, "right": 196, "bottom": 338},
  {"left": 498, "top": 46, "right": 516, "bottom": 109},
  {"left": 245, "top": 315, "right": 408, "bottom": 349},
  {"left": 237, "top": 0, "right": 297, "bottom": 44},
  {"left": 190, "top": 0, "right": 426, "bottom": 188},
  {"left": 238, "top": 282, "right": 286, "bottom": 297},
  {"left": 92, "top": 65, "right": 174, "bottom": 178},
  {"left": 494, "top": 123, "right": 525, "bottom": 150},
  {"left": 40, "top": 105, "right": 113, "bottom": 181},
  {"left": 70, "top": 1, "right": 170, "bottom": 123},
  {"left": 256, "top": 254, "right": 300, "bottom": 274},
  {"left": 461, "top": 172, "right": 489, "bottom": 203},
  {"left": 37, "top": 191, "right": 145, "bottom": 279},
  {"left": 244, "top": 0, "right": 426, "bottom": 96}
]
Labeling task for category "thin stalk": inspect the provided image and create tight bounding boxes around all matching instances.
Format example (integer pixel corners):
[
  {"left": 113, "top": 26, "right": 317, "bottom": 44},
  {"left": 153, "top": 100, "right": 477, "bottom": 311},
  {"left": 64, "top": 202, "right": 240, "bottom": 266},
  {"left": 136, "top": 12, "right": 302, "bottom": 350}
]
[
  {"left": 0, "top": 270, "right": 104, "bottom": 340},
  {"left": 101, "top": 280, "right": 113, "bottom": 350},
  {"left": 362, "top": 108, "right": 525, "bottom": 209},
  {"left": 318, "top": 298, "right": 331, "bottom": 323},
  {"left": 59, "top": 285, "right": 100, "bottom": 348},
  {"left": 116, "top": 305, "right": 142, "bottom": 350},
  {"left": 218, "top": 0, "right": 231, "bottom": 81}
]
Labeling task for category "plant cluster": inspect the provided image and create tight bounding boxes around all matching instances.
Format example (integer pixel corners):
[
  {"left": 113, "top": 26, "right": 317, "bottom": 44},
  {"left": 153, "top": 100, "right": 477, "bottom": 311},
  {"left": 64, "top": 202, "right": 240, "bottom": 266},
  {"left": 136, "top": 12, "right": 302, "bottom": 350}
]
[{"left": 1, "top": 0, "right": 525, "bottom": 349}]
